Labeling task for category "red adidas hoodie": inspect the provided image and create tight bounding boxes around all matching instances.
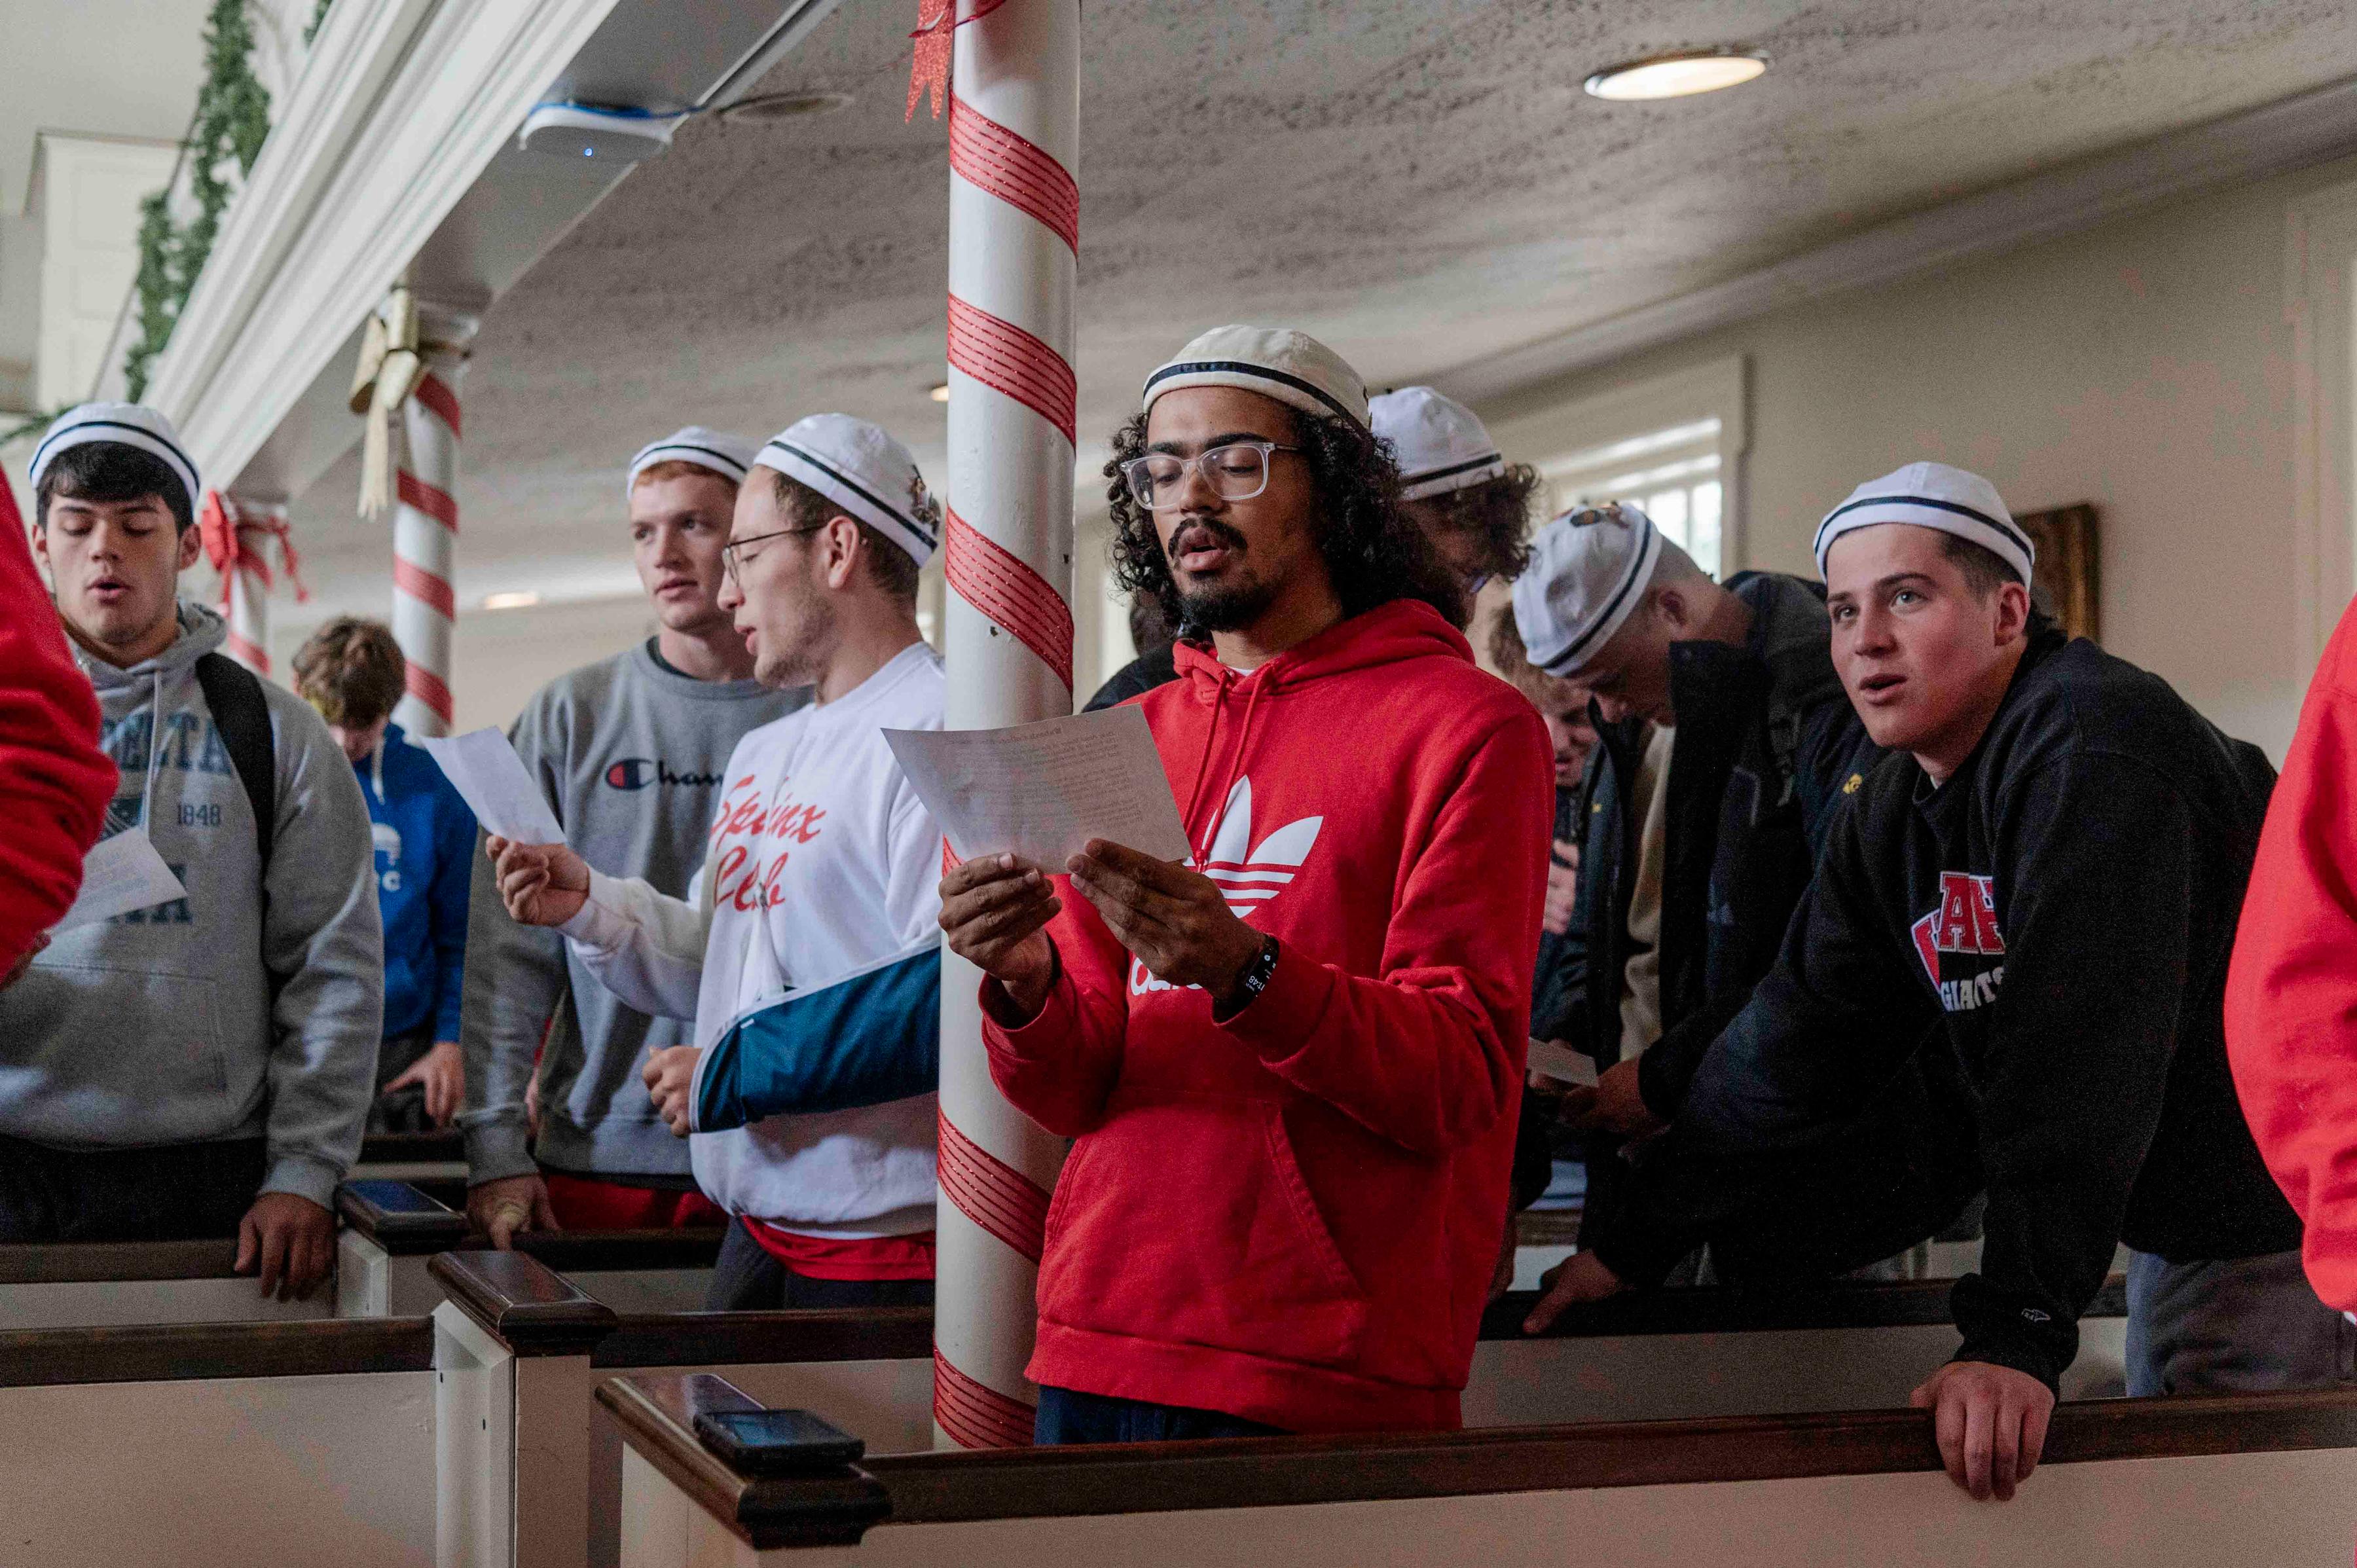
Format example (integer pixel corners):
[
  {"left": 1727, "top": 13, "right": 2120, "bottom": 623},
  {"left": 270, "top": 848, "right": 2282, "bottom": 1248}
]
[
  {"left": 983, "top": 599, "right": 1551, "bottom": 1433},
  {"left": 2226, "top": 594, "right": 2357, "bottom": 1310},
  {"left": 0, "top": 472, "right": 115, "bottom": 974}
]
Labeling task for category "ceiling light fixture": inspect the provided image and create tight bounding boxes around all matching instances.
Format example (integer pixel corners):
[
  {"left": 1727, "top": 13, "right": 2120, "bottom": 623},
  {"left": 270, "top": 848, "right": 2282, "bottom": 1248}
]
[
  {"left": 483, "top": 591, "right": 542, "bottom": 611},
  {"left": 721, "top": 90, "right": 856, "bottom": 125},
  {"left": 929, "top": 383, "right": 951, "bottom": 404},
  {"left": 1584, "top": 47, "right": 1767, "bottom": 101}
]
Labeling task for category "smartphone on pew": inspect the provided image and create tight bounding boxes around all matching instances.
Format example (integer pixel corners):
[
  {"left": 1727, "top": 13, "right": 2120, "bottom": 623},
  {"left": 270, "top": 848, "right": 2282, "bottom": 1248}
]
[{"left": 692, "top": 1409, "right": 866, "bottom": 1475}]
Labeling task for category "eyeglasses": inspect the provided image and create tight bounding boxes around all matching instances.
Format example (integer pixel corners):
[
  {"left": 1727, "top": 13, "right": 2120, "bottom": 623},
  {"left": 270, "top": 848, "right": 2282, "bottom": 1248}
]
[
  {"left": 1120, "top": 440, "right": 1302, "bottom": 511},
  {"left": 721, "top": 524, "right": 824, "bottom": 585}
]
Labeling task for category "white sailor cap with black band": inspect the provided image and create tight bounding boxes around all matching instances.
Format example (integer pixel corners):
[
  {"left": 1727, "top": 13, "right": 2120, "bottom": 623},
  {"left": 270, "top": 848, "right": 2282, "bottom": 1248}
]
[
  {"left": 626, "top": 426, "right": 758, "bottom": 498},
  {"left": 1813, "top": 461, "right": 2034, "bottom": 585},
  {"left": 754, "top": 413, "right": 941, "bottom": 567},
  {"left": 1511, "top": 503, "right": 1664, "bottom": 678},
  {"left": 1368, "top": 386, "right": 1507, "bottom": 501},
  {"left": 1141, "top": 325, "right": 1369, "bottom": 430},
  {"left": 29, "top": 402, "right": 201, "bottom": 521}
]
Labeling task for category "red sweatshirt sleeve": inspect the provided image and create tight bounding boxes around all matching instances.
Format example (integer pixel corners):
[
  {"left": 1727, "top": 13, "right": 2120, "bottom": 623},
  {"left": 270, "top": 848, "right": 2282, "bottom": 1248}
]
[
  {"left": 0, "top": 488, "right": 117, "bottom": 970},
  {"left": 982, "top": 886, "right": 1133, "bottom": 1139},
  {"left": 2226, "top": 598, "right": 2357, "bottom": 1309},
  {"left": 1215, "top": 708, "right": 1550, "bottom": 1156}
]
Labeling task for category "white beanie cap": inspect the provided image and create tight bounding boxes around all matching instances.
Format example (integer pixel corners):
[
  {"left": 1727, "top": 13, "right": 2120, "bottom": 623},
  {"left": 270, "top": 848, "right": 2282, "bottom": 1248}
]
[
  {"left": 1368, "top": 386, "right": 1507, "bottom": 500},
  {"left": 754, "top": 414, "right": 941, "bottom": 567},
  {"left": 1511, "top": 504, "right": 1664, "bottom": 676},
  {"left": 1814, "top": 461, "right": 2034, "bottom": 585},
  {"left": 30, "top": 403, "right": 200, "bottom": 520},
  {"left": 627, "top": 427, "right": 758, "bottom": 498},
  {"left": 1141, "top": 325, "right": 1368, "bottom": 429}
]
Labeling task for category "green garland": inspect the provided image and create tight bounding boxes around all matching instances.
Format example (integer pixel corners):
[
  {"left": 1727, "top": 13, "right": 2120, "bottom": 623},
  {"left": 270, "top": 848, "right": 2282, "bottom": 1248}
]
[
  {"left": 306, "top": 0, "right": 331, "bottom": 45},
  {"left": 124, "top": 0, "right": 273, "bottom": 401}
]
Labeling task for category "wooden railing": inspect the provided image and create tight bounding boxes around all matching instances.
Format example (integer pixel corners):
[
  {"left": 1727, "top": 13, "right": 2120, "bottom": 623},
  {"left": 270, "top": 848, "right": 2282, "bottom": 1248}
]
[{"left": 597, "top": 1370, "right": 2357, "bottom": 1552}]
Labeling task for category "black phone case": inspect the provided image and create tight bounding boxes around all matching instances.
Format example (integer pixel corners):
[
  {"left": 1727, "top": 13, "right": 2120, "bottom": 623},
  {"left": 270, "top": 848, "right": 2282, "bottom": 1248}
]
[{"left": 693, "top": 1409, "right": 867, "bottom": 1475}]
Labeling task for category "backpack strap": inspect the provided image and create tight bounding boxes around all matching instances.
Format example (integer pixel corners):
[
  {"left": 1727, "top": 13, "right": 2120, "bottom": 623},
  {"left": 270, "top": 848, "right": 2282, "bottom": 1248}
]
[{"left": 193, "top": 651, "right": 278, "bottom": 883}]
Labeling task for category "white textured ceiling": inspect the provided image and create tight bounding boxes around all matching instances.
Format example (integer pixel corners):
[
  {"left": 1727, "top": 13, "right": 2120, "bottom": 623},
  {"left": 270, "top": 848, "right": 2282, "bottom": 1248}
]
[{"left": 282, "top": 0, "right": 2357, "bottom": 621}]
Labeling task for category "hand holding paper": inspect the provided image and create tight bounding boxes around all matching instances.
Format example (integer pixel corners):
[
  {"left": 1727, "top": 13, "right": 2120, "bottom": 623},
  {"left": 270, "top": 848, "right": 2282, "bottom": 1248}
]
[{"left": 415, "top": 729, "right": 566, "bottom": 845}]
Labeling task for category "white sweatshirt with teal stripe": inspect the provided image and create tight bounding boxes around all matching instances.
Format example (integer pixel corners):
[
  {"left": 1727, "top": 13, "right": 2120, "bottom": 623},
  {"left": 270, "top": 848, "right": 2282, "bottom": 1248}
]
[{"left": 557, "top": 643, "right": 943, "bottom": 1235}]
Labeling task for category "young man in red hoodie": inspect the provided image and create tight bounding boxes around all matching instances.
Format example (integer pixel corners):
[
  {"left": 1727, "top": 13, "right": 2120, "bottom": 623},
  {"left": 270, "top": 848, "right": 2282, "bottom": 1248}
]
[
  {"left": 939, "top": 326, "right": 1552, "bottom": 1443},
  {"left": 0, "top": 469, "right": 116, "bottom": 985},
  {"left": 2226, "top": 594, "right": 2357, "bottom": 1317}
]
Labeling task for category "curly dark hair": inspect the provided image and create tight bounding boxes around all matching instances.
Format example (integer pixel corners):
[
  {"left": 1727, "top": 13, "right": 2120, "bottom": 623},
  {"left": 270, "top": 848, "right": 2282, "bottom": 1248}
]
[
  {"left": 1398, "top": 464, "right": 1543, "bottom": 584},
  {"left": 1105, "top": 409, "right": 1468, "bottom": 634}
]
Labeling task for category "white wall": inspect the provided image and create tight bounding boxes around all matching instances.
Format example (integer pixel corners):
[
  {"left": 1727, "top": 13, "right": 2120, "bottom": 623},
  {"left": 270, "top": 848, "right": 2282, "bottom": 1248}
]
[{"left": 1480, "top": 154, "right": 2357, "bottom": 761}]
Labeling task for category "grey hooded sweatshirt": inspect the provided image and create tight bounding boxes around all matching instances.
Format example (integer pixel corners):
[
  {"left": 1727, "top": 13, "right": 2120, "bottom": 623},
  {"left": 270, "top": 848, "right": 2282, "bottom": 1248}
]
[
  {"left": 457, "top": 641, "right": 802, "bottom": 1188},
  {"left": 0, "top": 602, "right": 383, "bottom": 1209}
]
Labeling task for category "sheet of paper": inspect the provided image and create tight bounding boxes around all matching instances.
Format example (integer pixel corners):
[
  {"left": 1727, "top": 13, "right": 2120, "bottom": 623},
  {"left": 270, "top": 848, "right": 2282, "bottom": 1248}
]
[
  {"left": 885, "top": 706, "right": 1194, "bottom": 870},
  {"left": 414, "top": 728, "right": 566, "bottom": 845},
  {"left": 1527, "top": 1039, "right": 1600, "bottom": 1088},
  {"left": 56, "top": 830, "right": 186, "bottom": 931}
]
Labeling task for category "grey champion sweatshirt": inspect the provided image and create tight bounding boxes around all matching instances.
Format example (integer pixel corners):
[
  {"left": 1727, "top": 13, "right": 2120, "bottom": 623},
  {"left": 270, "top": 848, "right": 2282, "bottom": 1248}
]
[
  {"left": 457, "top": 640, "right": 803, "bottom": 1186},
  {"left": 0, "top": 601, "right": 384, "bottom": 1209}
]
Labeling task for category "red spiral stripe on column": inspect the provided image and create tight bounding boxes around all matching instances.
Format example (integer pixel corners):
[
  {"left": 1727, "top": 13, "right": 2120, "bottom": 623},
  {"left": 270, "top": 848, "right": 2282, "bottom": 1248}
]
[
  {"left": 413, "top": 372, "right": 463, "bottom": 439},
  {"left": 932, "top": 1350, "right": 1035, "bottom": 1449},
  {"left": 938, "top": 1105, "right": 1049, "bottom": 1264},
  {"left": 944, "top": 507, "right": 1074, "bottom": 693},
  {"left": 949, "top": 94, "right": 1078, "bottom": 253},
  {"left": 397, "top": 471, "right": 459, "bottom": 532},
  {"left": 392, "top": 556, "right": 456, "bottom": 619},
  {"left": 225, "top": 629, "right": 269, "bottom": 674},
  {"left": 405, "top": 663, "right": 454, "bottom": 727},
  {"left": 947, "top": 295, "right": 1076, "bottom": 446}
]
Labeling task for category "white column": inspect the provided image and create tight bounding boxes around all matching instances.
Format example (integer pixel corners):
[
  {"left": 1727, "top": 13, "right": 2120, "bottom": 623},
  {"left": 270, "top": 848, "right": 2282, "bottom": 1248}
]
[
  {"left": 934, "top": 0, "right": 1080, "bottom": 1450},
  {"left": 219, "top": 498, "right": 282, "bottom": 676},
  {"left": 389, "top": 308, "right": 473, "bottom": 736}
]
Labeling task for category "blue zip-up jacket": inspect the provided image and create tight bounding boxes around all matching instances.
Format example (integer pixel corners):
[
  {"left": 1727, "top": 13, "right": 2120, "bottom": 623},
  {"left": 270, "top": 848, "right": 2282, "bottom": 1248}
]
[{"left": 359, "top": 722, "right": 475, "bottom": 1041}]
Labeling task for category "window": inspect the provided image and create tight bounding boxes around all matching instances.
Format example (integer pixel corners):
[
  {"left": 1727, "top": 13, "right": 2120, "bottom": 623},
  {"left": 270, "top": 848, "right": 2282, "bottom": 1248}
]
[
  {"left": 1488, "top": 357, "right": 1748, "bottom": 581},
  {"left": 1542, "top": 415, "right": 1727, "bottom": 579}
]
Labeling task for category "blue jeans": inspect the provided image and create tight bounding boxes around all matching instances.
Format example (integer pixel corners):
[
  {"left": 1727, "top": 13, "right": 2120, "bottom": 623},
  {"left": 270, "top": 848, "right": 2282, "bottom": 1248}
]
[
  {"left": 1034, "top": 1385, "right": 1285, "bottom": 1445},
  {"left": 2123, "top": 1247, "right": 2355, "bottom": 1396}
]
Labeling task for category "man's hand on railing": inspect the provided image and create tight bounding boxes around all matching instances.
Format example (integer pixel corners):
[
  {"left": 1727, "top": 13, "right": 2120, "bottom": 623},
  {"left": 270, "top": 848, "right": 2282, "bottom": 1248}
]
[
  {"left": 1911, "top": 1359, "right": 2053, "bottom": 1502},
  {"left": 1523, "top": 1249, "right": 1628, "bottom": 1332}
]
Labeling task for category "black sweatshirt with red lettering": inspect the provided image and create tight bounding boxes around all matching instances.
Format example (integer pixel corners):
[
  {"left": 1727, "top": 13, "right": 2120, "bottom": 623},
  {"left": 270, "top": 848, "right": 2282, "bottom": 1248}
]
[{"left": 1599, "top": 623, "right": 2301, "bottom": 1391}]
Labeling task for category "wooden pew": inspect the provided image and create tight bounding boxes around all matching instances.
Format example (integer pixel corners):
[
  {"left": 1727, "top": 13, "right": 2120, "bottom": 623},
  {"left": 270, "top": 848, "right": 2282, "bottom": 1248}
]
[
  {"left": 429, "top": 1250, "right": 2130, "bottom": 1568},
  {"left": 597, "top": 1372, "right": 2357, "bottom": 1567},
  {"left": 0, "top": 1316, "right": 438, "bottom": 1564}
]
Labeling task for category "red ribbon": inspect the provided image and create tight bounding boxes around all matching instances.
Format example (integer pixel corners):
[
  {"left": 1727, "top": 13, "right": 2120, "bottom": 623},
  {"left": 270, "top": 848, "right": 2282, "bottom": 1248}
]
[
  {"left": 907, "top": 0, "right": 1010, "bottom": 121},
  {"left": 198, "top": 490, "right": 310, "bottom": 610}
]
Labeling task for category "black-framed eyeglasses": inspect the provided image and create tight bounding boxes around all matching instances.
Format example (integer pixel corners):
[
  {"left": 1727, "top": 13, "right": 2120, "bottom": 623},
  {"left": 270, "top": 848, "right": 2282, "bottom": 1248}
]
[
  {"left": 1120, "top": 439, "right": 1302, "bottom": 511},
  {"left": 722, "top": 524, "right": 824, "bottom": 585}
]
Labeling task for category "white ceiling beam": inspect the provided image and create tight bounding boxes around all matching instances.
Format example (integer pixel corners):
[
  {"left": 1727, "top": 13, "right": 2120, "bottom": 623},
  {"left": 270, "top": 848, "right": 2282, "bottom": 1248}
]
[{"left": 1438, "top": 74, "right": 2357, "bottom": 409}]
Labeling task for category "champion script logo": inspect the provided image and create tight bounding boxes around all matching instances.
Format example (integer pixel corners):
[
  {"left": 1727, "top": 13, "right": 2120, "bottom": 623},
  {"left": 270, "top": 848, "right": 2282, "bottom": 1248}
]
[
  {"left": 1911, "top": 870, "right": 2007, "bottom": 1013},
  {"left": 1131, "top": 777, "right": 1321, "bottom": 996},
  {"left": 605, "top": 757, "right": 724, "bottom": 791}
]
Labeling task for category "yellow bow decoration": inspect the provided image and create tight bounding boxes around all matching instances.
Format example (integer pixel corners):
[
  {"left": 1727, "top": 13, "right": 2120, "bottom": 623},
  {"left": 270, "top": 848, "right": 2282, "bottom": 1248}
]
[{"left": 350, "top": 287, "right": 424, "bottom": 519}]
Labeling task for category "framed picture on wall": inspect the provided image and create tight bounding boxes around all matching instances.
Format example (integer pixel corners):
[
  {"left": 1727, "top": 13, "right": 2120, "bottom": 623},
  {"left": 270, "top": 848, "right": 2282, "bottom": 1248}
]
[{"left": 2019, "top": 503, "right": 2099, "bottom": 642}]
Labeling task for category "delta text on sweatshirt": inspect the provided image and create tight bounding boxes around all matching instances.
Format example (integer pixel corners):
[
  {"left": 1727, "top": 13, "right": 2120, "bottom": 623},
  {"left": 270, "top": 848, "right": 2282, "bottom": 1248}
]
[
  {"left": 1610, "top": 621, "right": 2299, "bottom": 1391},
  {"left": 557, "top": 642, "right": 943, "bottom": 1234},
  {"left": 0, "top": 483, "right": 115, "bottom": 968},
  {"left": 0, "top": 601, "right": 383, "bottom": 1209},
  {"left": 983, "top": 600, "right": 1552, "bottom": 1434},
  {"left": 2225, "top": 593, "right": 2357, "bottom": 1311},
  {"left": 456, "top": 640, "right": 805, "bottom": 1186},
  {"left": 357, "top": 721, "right": 475, "bottom": 1042}
]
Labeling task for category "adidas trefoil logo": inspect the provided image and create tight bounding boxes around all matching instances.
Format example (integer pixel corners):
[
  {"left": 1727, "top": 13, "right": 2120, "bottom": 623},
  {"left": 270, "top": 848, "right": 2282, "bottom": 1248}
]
[{"left": 1131, "top": 777, "right": 1322, "bottom": 996}]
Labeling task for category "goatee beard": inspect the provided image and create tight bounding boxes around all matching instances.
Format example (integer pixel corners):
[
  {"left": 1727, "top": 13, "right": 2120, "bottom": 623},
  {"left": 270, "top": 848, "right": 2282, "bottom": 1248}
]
[{"left": 1175, "top": 576, "right": 1279, "bottom": 633}]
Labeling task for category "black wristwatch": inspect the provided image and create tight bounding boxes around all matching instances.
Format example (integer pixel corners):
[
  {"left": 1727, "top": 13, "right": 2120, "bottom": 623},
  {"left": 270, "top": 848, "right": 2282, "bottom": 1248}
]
[{"left": 1233, "top": 932, "right": 1281, "bottom": 1006}]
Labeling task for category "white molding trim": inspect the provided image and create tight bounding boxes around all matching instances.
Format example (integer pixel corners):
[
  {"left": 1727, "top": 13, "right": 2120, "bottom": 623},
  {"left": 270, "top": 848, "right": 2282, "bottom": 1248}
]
[
  {"left": 144, "top": 0, "right": 629, "bottom": 494},
  {"left": 1484, "top": 355, "right": 1750, "bottom": 571},
  {"left": 1438, "top": 75, "right": 2357, "bottom": 407},
  {"left": 2284, "top": 179, "right": 2357, "bottom": 669}
]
